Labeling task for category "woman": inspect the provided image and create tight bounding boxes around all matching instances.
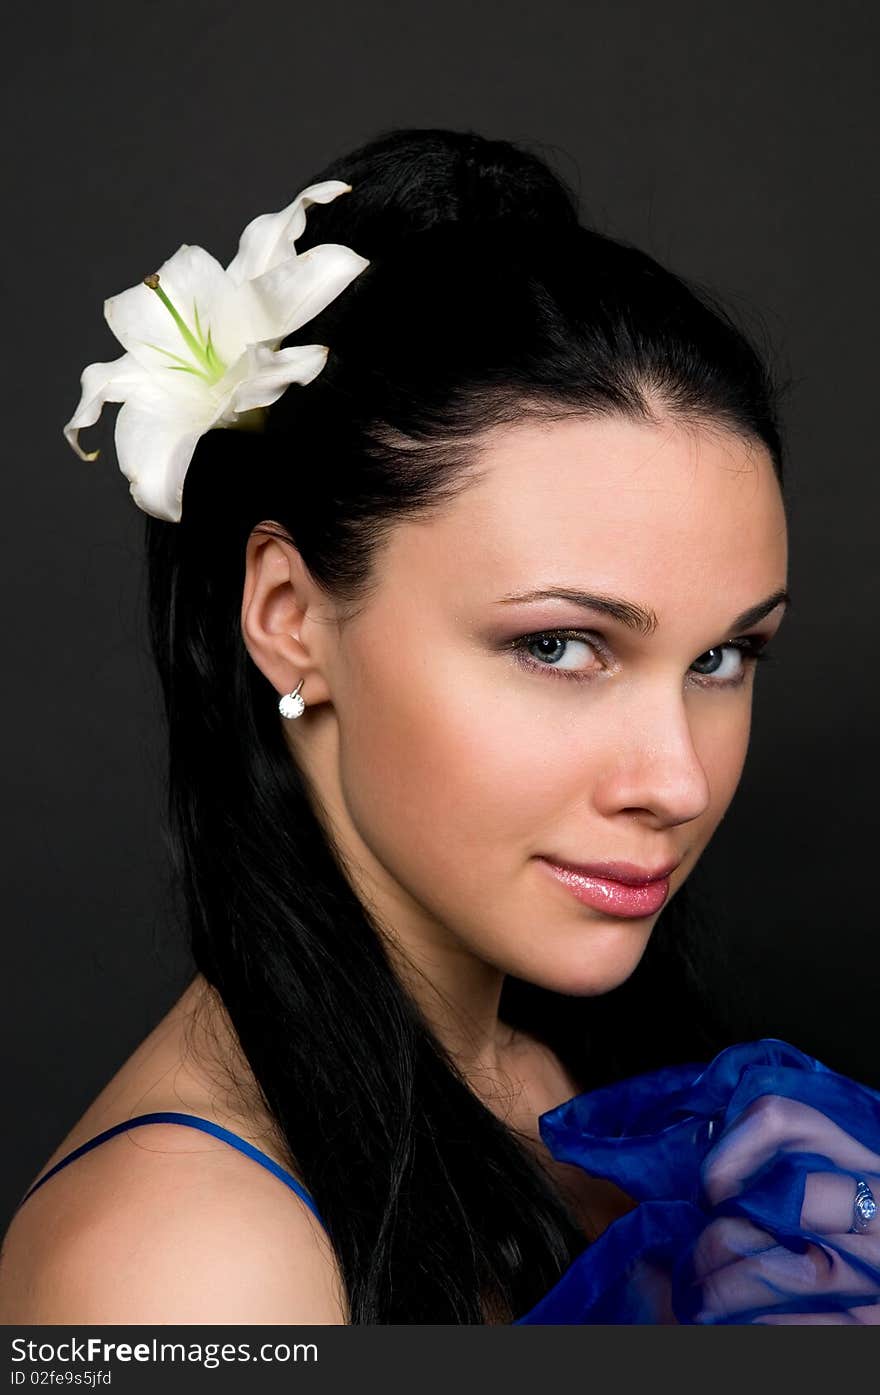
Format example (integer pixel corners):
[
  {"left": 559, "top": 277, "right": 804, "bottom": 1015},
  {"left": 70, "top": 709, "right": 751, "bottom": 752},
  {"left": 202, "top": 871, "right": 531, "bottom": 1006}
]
[{"left": 1, "top": 126, "right": 877, "bottom": 1324}]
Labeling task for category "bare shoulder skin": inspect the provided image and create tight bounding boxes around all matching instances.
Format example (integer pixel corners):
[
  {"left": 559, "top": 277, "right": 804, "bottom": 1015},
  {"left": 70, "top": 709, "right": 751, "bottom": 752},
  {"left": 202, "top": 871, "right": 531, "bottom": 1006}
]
[
  {"left": 0, "top": 974, "right": 629, "bottom": 1322},
  {"left": 0, "top": 977, "right": 346, "bottom": 1323}
]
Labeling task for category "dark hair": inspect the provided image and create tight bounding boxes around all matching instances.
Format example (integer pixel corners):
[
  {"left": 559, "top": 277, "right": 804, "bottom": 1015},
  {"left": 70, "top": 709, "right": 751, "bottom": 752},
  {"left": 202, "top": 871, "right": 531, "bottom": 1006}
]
[{"left": 144, "top": 127, "right": 787, "bottom": 1322}]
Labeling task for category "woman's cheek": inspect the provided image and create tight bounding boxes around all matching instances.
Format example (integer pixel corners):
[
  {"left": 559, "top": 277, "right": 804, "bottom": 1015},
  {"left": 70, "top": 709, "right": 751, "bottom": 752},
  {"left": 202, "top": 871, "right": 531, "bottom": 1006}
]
[
  {"left": 337, "top": 675, "right": 566, "bottom": 892},
  {"left": 692, "top": 705, "right": 753, "bottom": 831}
]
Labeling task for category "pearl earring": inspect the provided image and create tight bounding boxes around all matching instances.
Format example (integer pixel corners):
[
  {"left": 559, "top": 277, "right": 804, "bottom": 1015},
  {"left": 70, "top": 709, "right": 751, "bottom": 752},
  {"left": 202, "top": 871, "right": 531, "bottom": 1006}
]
[{"left": 278, "top": 679, "right": 306, "bottom": 719}]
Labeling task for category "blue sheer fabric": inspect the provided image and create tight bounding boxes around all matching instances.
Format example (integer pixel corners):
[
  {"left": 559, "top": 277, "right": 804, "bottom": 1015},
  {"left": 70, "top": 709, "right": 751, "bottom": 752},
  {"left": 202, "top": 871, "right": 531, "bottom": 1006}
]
[{"left": 515, "top": 1038, "right": 880, "bottom": 1324}]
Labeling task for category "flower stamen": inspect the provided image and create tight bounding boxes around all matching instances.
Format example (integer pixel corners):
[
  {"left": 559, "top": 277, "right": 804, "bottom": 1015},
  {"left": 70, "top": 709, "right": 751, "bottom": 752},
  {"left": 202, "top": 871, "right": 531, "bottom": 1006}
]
[{"left": 142, "top": 273, "right": 227, "bottom": 383}]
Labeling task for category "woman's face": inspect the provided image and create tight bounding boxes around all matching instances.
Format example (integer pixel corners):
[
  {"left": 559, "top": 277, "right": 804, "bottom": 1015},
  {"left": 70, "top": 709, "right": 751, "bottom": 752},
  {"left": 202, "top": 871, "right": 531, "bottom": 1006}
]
[{"left": 276, "top": 413, "right": 789, "bottom": 999}]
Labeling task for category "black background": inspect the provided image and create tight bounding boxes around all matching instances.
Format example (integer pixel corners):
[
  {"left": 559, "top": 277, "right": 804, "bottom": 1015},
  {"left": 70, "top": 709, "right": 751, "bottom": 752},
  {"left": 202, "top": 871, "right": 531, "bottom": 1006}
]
[{"left": 2, "top": 0, "right": 878, "bottom": 1227}]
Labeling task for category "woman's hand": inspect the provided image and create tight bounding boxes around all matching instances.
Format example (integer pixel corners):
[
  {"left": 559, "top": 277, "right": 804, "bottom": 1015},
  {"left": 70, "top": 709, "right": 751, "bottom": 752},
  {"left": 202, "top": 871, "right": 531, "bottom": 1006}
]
[{"left": 688, "top": 1094, "right": 880, "bottom": 1324}]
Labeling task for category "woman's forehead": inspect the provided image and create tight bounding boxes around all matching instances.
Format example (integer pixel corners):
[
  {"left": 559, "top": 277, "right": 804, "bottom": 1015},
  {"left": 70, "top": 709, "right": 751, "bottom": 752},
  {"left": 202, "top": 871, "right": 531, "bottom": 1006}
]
[{"left": 381, "top": 415, "right": 787, "bottom": 603}]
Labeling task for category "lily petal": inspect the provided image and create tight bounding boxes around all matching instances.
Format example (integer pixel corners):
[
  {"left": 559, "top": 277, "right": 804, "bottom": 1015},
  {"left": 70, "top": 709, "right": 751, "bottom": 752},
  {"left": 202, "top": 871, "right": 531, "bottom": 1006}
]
[
  {"left": 114, "top": 396, "right": 219, "bottom": 523},
  {"left": 234, "top": 244, "right": 370, "bottom": 344},
  {"left": 228, "top": 343, "right": 329, "bottom": 414},
  {"left": 225, "top": 180, "right": 353, "bottom": 285},
  {"left": 65, "top": 181, "right": 369, "bottom": 523},
  {"left": 63, "top": 352, "right": 152, "bottom": 460},
  {"left": 105, "top": 244, "right": 240, "bottom": 374}
]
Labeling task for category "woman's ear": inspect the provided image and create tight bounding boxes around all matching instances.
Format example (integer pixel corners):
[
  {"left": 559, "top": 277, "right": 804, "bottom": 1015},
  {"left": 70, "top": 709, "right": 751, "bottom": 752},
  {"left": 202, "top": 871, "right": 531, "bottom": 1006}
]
[{"left": 240, "top": 524, "right": 334, "bottom": 710}]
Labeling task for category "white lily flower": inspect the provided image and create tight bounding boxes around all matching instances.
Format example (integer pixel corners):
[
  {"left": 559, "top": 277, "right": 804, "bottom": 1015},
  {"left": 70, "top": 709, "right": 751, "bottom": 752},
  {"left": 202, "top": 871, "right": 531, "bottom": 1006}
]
[{"left": 64, "top": 180, "right": 369, "bottom": 522}]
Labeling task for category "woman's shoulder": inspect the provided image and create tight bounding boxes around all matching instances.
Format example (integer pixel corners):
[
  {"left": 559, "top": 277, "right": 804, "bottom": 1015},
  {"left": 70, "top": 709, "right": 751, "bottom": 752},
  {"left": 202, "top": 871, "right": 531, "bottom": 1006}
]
[
  {"left": 0, "top": 979, "right": 346, "bottom": 1323},
  {"left": 1, "top": 1135, "right": 345, "bottom": 1322}
]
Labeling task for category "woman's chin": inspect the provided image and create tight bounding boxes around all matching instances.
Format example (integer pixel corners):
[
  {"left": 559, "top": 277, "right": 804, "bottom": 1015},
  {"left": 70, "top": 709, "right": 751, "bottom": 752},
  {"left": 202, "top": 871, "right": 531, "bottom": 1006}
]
[{"left": 507, "top": 932, "right": 656, "bottom": 998}]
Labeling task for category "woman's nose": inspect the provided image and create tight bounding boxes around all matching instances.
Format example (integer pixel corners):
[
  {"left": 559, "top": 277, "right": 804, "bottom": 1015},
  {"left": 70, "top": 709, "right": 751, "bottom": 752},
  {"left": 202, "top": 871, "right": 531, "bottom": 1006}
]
[{"left": 593, "top": 700, "right": 713, "bottom": 827}]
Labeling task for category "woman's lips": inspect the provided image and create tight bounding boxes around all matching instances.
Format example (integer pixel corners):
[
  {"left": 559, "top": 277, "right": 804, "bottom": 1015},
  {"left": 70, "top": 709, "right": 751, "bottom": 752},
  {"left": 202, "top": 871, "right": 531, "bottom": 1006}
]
[{"left": 536, "top": 857, "right": 672, "bottom": 918}]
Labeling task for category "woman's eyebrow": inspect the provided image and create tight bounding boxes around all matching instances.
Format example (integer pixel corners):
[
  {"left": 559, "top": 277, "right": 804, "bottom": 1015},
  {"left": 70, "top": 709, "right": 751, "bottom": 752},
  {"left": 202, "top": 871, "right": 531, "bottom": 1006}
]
[{"left": 494, "top": 587, "right": 792, "bottom": 636}]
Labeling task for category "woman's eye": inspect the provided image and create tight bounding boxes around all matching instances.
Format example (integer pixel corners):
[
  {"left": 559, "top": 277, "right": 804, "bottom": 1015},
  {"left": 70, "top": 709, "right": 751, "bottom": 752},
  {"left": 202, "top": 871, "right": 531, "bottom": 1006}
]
[
  {"left": 511, "top": 631, "right": 603, "bottom": 680},
  {"left": 510, "top": 631, "right": 773, "bottom": 687},
  {"left": 688, "top": 639, "right": 773, "bottom": 686}
]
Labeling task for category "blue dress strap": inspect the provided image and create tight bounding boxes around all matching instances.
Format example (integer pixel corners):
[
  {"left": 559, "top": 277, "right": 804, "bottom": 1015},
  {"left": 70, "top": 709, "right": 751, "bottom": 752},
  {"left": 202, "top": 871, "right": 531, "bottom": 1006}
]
[{"left": 15, "top": 1111, "right": 326, "bottom": 1231}]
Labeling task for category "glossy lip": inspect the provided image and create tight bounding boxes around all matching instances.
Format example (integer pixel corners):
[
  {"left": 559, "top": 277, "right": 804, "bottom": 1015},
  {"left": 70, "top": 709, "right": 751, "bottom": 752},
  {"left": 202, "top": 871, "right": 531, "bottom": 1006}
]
[
  {"left": 535, "top": 856, "right": 679, "bottom": 919},
  {"left": 538, "top": 856, "right": 681, "bottom": 886}
]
